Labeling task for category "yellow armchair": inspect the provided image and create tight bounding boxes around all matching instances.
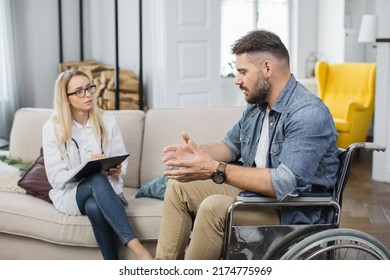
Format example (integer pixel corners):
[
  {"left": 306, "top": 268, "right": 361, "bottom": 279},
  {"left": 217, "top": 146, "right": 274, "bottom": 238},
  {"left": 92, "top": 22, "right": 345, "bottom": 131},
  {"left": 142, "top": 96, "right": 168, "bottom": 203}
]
[{"left": 315, "top": 60, "right": 376, "bottom": 148}]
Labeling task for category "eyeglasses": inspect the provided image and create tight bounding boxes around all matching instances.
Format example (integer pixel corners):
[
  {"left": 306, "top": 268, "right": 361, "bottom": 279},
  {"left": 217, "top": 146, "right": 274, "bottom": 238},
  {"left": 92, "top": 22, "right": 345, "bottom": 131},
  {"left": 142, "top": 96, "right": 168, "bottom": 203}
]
[{"left": 67, "top": 85, "right": 96, "bottom": 98}]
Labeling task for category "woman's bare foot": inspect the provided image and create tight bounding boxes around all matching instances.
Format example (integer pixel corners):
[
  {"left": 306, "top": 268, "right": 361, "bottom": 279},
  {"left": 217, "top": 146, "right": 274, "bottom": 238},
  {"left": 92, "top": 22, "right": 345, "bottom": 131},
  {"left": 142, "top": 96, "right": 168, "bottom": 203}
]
[{"left": 127, "top": 239, "right": 154, "bottom": 260}]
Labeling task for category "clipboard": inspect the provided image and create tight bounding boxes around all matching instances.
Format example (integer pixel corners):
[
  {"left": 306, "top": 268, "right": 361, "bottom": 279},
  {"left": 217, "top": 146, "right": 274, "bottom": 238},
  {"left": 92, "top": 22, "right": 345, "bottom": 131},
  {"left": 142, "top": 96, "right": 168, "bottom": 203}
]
[{"left": 66, "top": 154, "right": 129, "bottom": 183}]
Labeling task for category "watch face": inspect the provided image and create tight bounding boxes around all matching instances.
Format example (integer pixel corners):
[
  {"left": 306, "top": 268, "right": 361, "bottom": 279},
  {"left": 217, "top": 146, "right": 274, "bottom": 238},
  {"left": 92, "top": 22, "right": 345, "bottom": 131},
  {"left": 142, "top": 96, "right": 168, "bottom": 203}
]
[{"left": 212, "top": 171, "right": 226, "bottom": 184}]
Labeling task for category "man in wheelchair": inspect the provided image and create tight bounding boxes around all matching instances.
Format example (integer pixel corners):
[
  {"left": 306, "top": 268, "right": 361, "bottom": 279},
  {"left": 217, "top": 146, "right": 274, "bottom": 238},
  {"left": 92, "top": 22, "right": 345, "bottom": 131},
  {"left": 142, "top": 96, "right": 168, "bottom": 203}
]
[{"left": 155, "top": 29, "right": 340, "bottom": 260}]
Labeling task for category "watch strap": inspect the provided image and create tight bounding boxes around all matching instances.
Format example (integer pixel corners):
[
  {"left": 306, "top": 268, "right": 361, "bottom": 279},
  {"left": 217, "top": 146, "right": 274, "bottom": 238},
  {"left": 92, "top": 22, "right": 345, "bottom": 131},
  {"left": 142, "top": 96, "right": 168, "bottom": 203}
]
[{"left": 217, "top": 161, "right": 227, "bottom": 172}]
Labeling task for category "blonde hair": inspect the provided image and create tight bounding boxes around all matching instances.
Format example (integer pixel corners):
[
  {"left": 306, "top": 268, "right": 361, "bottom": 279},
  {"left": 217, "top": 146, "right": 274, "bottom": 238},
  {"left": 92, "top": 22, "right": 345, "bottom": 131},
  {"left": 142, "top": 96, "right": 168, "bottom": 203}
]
[{"left": 53, "top": 69, "right": 106, "bottom": 150}]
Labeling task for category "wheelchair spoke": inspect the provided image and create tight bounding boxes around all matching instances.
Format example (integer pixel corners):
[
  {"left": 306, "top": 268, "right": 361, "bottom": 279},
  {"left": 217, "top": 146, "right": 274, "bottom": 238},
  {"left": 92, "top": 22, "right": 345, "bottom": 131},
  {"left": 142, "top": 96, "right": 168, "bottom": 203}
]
[
  {"left": 304, "top": 242, "right": 383, "bottom": 260},
  {"left": 281, "top": 228, "right": 390, "bottom": 260}
]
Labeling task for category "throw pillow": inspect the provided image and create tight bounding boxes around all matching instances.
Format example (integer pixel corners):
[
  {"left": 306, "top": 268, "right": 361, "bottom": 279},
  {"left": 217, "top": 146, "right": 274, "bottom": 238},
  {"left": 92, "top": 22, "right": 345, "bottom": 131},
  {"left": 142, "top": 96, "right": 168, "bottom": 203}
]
[
  {"left": 0, "top": 160, "right": 27, "bottom": 194},
  {"left": 135, "top": 175, "right": 169, "bottom": 200},
  {"left": 17, "top": 147, "right": 52, "bottom": 203}
]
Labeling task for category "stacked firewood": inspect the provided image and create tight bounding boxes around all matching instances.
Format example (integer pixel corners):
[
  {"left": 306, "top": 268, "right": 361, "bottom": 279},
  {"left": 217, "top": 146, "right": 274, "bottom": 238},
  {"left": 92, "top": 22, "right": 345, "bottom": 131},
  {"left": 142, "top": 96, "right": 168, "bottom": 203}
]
[{"left": 59, "top": 60, "right": 145, "bottom": 110}]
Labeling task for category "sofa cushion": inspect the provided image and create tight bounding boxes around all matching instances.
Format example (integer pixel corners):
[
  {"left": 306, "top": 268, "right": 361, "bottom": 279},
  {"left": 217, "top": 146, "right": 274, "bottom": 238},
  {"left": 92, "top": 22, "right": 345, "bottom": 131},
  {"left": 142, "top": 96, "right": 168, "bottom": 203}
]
[
  {"left": 0, "top": 190, "right": 163, "bottom": 246},
  {"left": 9, "top": 108, "right": 52, "bottom": 163},
  {"left": 140, "top": 107, "right": 245, "bottom": 184},
  {"left": 110, "top": 110, "right": 145, "bottom": 188}
]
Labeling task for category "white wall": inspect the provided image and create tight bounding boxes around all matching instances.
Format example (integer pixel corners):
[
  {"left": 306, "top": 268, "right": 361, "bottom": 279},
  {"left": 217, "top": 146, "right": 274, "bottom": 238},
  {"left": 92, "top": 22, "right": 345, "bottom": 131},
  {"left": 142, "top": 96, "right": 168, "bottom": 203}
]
[
  {"left": 86, "top": 0, "right": 139, "bottom": 72},
  {"left": 290, "top": 0, "right": 318, "bottom": 78},
  {"left": 317, "top": 0, "right": 346, "bottom": 63},
  {"left": 141, "top": 0, "right": 165, "bottom": 109},
  {"left": 372, "top": 0, "right": 390, "bottom": 183},
  {"left": 13, "top": 0, "right": 59, "bottom": 109}
]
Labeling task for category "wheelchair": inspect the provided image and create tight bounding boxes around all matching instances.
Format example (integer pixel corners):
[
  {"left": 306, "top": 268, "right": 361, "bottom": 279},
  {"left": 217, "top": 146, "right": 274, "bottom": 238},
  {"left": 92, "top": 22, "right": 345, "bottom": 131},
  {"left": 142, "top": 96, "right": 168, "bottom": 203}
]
[{"left": 223, "top": 142, "right": 390, "bottom": 260}]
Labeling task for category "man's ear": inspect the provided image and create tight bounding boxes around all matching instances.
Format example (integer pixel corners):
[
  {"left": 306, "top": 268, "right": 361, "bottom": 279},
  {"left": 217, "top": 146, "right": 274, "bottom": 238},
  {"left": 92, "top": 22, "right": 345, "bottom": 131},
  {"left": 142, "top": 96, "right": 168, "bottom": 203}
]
[{"left": 263, "top": 60, "right": 272, "bottom": 77}]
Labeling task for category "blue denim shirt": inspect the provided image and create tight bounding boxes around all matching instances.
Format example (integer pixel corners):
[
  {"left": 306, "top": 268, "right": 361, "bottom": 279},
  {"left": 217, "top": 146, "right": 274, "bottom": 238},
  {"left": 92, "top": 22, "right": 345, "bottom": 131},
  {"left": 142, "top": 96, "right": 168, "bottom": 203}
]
[{"left": 221, "top": 75, "right": 340, "bottom": 224}]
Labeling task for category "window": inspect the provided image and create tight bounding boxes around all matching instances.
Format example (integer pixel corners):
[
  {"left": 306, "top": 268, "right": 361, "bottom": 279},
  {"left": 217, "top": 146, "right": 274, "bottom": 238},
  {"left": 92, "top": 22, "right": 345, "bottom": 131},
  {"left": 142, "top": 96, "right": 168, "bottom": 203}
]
[
  {"left": 220, "top": 0, "right": 290, "bottom": 77},
  {"left": 0, "top": 0, "right": 8, "bottom": 102},
  {"left": 0, "top": 0, "right": 18, "bottom": 139}
]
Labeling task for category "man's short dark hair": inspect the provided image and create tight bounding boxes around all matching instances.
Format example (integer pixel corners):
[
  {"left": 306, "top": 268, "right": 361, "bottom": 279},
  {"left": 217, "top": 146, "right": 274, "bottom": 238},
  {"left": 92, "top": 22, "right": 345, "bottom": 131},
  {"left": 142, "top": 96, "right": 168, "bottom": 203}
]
[{"left": 231, "top": 29, "right": 290, "bottom": 65}]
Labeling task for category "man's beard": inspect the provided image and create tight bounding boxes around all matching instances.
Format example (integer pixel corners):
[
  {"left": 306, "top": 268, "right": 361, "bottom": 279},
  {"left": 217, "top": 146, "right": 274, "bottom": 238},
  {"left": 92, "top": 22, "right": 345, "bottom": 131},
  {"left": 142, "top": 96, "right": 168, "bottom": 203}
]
[{"left": 245, "top": 76, "right": 271, "bottom": 107}]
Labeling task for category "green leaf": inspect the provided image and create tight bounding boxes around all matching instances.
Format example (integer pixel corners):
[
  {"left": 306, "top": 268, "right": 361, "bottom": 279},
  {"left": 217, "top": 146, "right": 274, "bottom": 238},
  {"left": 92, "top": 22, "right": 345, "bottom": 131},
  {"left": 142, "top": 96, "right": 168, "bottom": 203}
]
[{"left": 0, "top": 155, "right": 32, "bottom": 175}]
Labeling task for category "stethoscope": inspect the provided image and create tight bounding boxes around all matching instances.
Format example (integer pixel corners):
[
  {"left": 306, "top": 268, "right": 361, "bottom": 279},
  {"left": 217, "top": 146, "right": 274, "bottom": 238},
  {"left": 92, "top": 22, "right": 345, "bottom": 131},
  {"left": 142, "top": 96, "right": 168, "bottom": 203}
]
[{"left": 64, "top": 138, "right": 103, "bottom": 167}]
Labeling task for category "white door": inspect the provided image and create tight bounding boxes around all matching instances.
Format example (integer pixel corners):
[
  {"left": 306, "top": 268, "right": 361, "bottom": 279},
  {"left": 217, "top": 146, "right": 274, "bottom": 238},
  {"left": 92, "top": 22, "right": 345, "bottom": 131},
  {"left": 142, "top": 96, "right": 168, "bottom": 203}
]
[{"left": 144, "top": 0, "right": 222, "bottom": 108}]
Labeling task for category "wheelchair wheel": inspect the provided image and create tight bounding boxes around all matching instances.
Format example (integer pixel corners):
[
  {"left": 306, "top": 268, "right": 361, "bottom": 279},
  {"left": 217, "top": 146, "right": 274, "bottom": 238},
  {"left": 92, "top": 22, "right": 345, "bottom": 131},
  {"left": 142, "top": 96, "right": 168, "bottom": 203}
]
[{"left": 280, "top": 228, "right": 390, "bottom": 260}]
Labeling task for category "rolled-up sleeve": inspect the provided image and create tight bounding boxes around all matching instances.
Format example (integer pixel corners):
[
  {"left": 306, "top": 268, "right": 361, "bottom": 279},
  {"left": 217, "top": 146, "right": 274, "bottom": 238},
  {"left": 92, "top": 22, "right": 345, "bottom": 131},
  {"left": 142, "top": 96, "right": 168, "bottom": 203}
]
[
  {"left": 270, "top": 163, "right": 298, "bottom": 200},
  {"left": 221, "top": 132, "right": 241, "bottom": 162}
]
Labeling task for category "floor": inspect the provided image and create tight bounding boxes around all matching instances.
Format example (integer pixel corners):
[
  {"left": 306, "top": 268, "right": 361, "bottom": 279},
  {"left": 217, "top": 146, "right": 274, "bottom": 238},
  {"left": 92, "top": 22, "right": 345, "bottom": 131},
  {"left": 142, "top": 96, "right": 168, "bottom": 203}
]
[{"left": 340, "top": 149, "right": 390, "bottom": 250}]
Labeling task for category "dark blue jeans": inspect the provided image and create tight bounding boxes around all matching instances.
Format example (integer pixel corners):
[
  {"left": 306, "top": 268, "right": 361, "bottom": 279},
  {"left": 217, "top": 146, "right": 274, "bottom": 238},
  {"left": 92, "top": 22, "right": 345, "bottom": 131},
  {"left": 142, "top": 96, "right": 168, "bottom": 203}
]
[{"left": 76, "top": 173, "right": 136, "bottom": 260}]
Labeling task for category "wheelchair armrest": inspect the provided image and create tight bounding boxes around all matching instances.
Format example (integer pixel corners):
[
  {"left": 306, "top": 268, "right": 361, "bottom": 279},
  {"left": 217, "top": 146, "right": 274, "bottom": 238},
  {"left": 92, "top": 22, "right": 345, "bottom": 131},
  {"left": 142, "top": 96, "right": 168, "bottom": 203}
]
[
  {"left": 237, "top": 191, "right": 333, "bottom": 203},
  {"left": 237, "top": 191, "right": 277, "bottom": 202},
  {"left": 284, "top": 196, "right": 333, "bottom": 202}
]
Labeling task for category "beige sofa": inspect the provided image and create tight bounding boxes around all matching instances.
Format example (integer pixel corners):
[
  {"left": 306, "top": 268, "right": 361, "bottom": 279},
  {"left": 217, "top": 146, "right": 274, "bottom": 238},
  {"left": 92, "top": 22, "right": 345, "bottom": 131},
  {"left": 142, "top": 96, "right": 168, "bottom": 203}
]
[{"left": 0, "top": 106, "right": 244, "bottom": 259}]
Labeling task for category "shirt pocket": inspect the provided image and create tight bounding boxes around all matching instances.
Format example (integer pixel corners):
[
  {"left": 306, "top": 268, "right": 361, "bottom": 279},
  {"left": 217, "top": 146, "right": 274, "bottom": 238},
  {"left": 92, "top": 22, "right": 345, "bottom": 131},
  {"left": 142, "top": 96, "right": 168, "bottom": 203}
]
[
  {"left": 240, "top": 133, "right": 252, "bottom": 160},
  {"left": 240, "top": 133, "right": 251, "bottom": 144}
]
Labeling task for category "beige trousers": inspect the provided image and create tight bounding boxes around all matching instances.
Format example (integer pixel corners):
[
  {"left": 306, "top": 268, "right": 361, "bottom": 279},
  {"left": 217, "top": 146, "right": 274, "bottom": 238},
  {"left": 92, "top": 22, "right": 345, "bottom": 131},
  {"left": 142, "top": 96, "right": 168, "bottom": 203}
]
[{"left": 155, "top": 179, "right": 280, "bottom": 260}]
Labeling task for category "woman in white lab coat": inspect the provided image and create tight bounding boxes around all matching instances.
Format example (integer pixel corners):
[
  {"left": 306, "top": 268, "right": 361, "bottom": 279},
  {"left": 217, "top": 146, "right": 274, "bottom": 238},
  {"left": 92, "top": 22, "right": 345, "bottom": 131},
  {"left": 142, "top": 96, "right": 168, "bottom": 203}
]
[{"left": 42, "top": 69, "right": 152, "bottom": 260}]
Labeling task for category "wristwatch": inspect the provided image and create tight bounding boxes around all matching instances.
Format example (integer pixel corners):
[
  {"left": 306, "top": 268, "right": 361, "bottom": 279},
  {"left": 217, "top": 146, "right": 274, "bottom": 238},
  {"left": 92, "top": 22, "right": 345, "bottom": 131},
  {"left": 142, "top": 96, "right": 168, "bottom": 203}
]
[{"left": 211, "top": 162, "right": 227, "bottom": 184}]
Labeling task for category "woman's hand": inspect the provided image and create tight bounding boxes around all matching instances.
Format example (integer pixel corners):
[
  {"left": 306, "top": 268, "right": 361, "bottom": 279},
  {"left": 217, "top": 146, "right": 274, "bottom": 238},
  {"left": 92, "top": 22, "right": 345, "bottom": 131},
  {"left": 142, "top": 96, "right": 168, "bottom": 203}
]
[
  {"left": 90, "top": 153, "right": 121, "bottom": 178},
  {"left": 91, "top": 153, "right": 106, "bottom": 160},
  {"left": 106, "top": 164, "right": 122, "bottom": 178}
]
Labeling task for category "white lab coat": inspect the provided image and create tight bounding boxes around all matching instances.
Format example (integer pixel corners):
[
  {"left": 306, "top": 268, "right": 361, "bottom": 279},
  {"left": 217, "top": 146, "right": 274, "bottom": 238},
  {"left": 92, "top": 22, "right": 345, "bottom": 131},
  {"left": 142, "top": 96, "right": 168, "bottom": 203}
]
[{"left": 42, "top": 111, "right": 128, "bottom": 216}]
